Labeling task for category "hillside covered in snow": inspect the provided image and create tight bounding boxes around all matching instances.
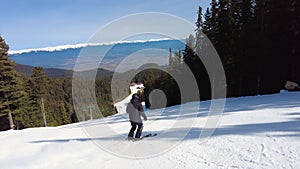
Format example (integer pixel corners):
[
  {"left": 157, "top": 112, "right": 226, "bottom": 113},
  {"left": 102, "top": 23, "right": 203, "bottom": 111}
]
[{"left": 0, "top": 91, "right": 300, "bottom": 169}]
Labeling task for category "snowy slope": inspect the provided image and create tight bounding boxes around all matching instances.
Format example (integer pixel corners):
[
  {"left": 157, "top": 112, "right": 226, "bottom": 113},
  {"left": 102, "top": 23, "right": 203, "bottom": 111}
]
[{"left": 1, "top": 91, "right": 300, "bottom": 169}]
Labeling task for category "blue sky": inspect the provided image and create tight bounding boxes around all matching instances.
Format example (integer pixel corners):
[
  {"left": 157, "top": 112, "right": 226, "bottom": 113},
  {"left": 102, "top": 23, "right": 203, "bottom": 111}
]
[{"left": 0, "top": 0, "right": 210, "bottom": 50}]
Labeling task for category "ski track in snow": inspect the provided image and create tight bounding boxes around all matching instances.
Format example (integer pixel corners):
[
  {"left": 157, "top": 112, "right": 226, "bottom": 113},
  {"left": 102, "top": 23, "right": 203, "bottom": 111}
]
[{"left": 0, "top": 91, "right": 300, "bottom": 169}]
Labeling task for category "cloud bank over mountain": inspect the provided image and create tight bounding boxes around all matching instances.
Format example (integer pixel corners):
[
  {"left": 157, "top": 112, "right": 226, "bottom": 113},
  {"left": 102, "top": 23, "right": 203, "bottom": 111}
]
[
  {"left": 8, "top": 38, "right": 172, "bottom": 55},
  {"left": 9, "top": 39, "right": 185, "bottom": 71}
]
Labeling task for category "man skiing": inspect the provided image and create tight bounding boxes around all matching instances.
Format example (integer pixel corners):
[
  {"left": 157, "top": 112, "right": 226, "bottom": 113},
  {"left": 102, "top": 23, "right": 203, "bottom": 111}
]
[{"left": 126, "top": 94, "right": 147, "bottom": 140}]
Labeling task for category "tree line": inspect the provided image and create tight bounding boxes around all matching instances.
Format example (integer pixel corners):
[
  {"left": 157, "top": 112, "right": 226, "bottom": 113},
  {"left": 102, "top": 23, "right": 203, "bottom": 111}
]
[{"left": 196, "top": 0, "right": 299, "bottom": 97}]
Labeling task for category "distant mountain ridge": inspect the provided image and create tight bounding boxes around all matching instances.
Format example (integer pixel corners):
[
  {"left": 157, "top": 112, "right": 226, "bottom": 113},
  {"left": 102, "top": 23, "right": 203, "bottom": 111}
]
[
  {"left": 9, "top": 39, "right": 185, "bottom": 71},
  {"left": 15, "top": 64, "right": 73, "bottom": 78},
  {"left": 15, "top": 64, "right": 113, "bottom": 78}
]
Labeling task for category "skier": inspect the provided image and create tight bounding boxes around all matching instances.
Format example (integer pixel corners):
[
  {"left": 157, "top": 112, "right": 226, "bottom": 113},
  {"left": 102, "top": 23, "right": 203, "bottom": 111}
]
[{"left": 126, "top": 94, "right": 147, "bottom": 140}]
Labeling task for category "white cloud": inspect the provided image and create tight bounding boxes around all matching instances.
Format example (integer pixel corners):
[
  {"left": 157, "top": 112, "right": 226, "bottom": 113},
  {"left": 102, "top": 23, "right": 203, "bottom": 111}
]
[{"left": 8, "top": 38, "right": 172, "bottom": 55}]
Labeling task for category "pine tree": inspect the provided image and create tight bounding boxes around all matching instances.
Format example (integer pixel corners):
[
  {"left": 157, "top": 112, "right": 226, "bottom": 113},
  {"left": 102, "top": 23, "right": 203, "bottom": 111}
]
[
  {"left": 25, "top": 67, "right": 49, "bottom": 127},
  {"left": 287, "top": 0, "right": 300, "bottom": 80},
  {"left": 204, "top": 0, "right": 219, "bottom": 47},
  {"left": 59, "top": 101, "right": 69, "bottom": 125},
  {"left": 31, "top": 67, "right": 48, "bottom": 98},
  {"left": 241, "top": 0, "right": 254, "bottom": 31},
  {"left": 168, "top": 48, "right": 174, "bottom": 72},
  {"left": 183, "top": 34, "right": 196, "bottom": 64},
  {"left": 215, "top": 0, "right": 235, "bottom": 65},
  {"left": 0, "top": 36, "right": 27, "bottom": 129},
  {"left": 195, "top": 6, "right": 204, "bottom": 56},
  {"left": 173, "top": 49, "right": 182, "bottom": 70},
  {"left": 237, "top": 0, "right": 257, "bottom": 95},
  {"left": 252, "top": 0, "right": 292, "bottom": 94},
  {"left": 203, "top": 8, "right": 212, "bottom": 35}
]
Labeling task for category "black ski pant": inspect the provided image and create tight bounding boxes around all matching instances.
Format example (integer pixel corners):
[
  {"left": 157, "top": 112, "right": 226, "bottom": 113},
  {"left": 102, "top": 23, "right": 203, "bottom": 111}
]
[{"left": 128, "top": 121, "right": 143, "bottom": 138}]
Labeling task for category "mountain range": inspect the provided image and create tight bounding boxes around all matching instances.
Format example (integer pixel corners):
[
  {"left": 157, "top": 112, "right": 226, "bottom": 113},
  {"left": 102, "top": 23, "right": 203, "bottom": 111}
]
[
  {"left": 15, "top": 64, "right": 114, "bottom": 78},
  {"left": 10, "top": 39, "right": 185, "bottom": 72}
]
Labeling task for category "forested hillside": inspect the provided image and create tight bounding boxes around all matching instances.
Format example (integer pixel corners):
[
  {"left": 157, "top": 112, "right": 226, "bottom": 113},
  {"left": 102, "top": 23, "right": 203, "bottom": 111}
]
[
  {"left": 0, "top": 36, "right": 115, "bottom": 131},
  {"left": 133, "top": 0, "right": 300, "bottom": 109}
]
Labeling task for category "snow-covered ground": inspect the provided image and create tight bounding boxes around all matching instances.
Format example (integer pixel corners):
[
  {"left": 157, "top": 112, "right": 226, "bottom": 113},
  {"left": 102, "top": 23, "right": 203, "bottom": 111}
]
[{"left": 1, "top": 91, "right": 300, "bottom": 169}]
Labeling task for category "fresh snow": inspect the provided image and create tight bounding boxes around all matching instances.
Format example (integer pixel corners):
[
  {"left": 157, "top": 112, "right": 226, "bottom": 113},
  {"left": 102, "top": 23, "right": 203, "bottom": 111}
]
[{"left": 1, "top": 91, "right": 300, "bottom": 169}]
